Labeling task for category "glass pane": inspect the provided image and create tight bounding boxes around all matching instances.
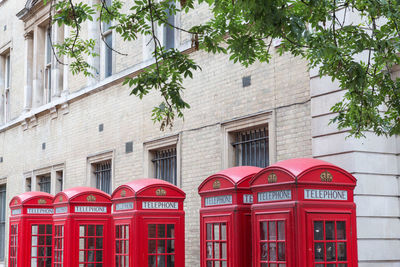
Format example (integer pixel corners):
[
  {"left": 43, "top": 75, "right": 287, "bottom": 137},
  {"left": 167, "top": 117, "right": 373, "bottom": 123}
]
[
  {"left": 158, "top": 224, "right": 166, "bottom": 238},
  {"left": 260, "top": 242, "right": 268, "bottom": 260},
  {"left": 338, "top": 264, "right": 348, "bottom": 267},
  {"left": 32, "top": 225, "right": 38, "bottom": 235},
  {"left": 214, "top": 261, "right": 220, "bottom": 267},
  {"left": 206, "top": 242, "right": 213, "bottom": 259},
  {"left": 269, "top": 221, "right": 276, "bottom": 240},
  {"left": 261, "top": 264, "right": 267, "bottom": 267},
  {"left": 277, "top": 221, "right": 285, "bottom": 240},
  {"left": 260, "top": 222, "right": 268, "bottom": 240},
  {"left": 221, "top": 261, "right": 227, "bottom": 267},
  {"left": 214, "top": 224, "right": 220, "bottom": 240},
  {"left": 221, "top": 223, "right": 226, "bottom": 240},
  {"left": 148, "top": 240, "right": 156, "bottom": 254},
  {"left": 221, "top": 243, "right": 227, "bottom": 259},
  {"left": 325, "top": 221, "right": 335, "bottom": 240},
  {"left": 278, "top": 242, "right": 285, "bottom": 261},
  {"left": 167, "top": 224, "right": 175, "bottom": 238},
  {"left": 39, "top": 225, "right": 45, "bottom": 234},
  {"left": 157, "top": 255, "right": 165, "bottom": 266},
  {"left": 270, "top": 264, "right": 277, "bottom": 267},
  {"left": 148, "top": 255, "right": 156, "bottom": 267},
  {"left": 269, "top": 243, "right": 277, "bottom": 261},
  {"left": 337, "top": 242, "right": 347, "bottom": 261},
  {"left": 314, "top": 222, "right": 323, "bottom": 240},
  {"left": 88, "top": 225, "right": 95, "bottom": 236},
  {"left": 327, "top": 265, "right": 335, "bottom": 267},
  {"left": 279, "top": 265, "right": 286, "bottom": 267},
  {"left": 31, "top": 247, "right": 37, "bottom": 257},
  {"left": 79, "top": 238, "right": 85, "bottom": 249},
  {"left": 88, "top": 238, "right": 95, "bottom": 249},
  {"left": 46, "top": 225, "right": 52, "bottom": 234},
  {"left": 39, "top": 236, "right": 45, "bottom": 245},
  {"left": 315, "top": 265, "right": 324, "bottom": 267},
  {"left": 80, "top": 226, "right": 85, "bottom": 237},
  {"left": 167, "top": 255, "right": 174, "bottom": 267},
  {"left": 32, "top": 236, "right": 37, "bottom": 246},
  {"left": 148, "top": 225, "right": 156, "bottom": 238},
  {"left": 167, "top": 240, "right": 175, "bottom": 253},
  {"left": 96, "top": 225, "right": 103, "bottom": 236},
  {"left": 96, "top": 250, "right": 103, "bottom": 262},
  {"left": 46, "top": 235, "right": 52, "bottom": 245},
  {"left": 206, "top": 261, "right": 212, "bottom": 267},
  {"left": 158, "top": 239, "right": 165, "bottom": 253},
  {"left": 79, "top": 251, "right": 84, "bottom": 262},
  {"left": 96, "top": 238, "right": 103, "bottom": 249},
  {"left": 214, "top": 242, "right": 220, "bottom": 259},
  {"left": 326, "top": 242, "right": 335, "bottom": 261},
  {"left": 314, "top": 243, "right": 324, "bottom": 261},
  {"left": 337, "top": 222, "right": 346, "bottom": 240},
  {"left": 206, "top": 224, "right": 212, "bottom": 240}
]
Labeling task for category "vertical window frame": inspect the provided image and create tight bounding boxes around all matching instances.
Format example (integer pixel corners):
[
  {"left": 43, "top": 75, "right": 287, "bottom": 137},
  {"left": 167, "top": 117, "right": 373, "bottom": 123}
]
[
  {"left": 44, "top": 26, "right": 52, "bottom": 103},
  {"left": 101, "top": 0, "right": 113, "bottom": 78}
]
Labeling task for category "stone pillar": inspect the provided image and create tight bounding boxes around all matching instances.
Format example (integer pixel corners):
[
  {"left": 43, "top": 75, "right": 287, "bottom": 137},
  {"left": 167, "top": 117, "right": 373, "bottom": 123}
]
[
  {"left": 24, "top": 32, "right": 33, "bottom": 111},
  {"left": 62, "top": 26, "right": 69, "bottom": 96},
  {"left": 32, "top": 26, "right": 45, "bottom": 107},
  {"left": 87, "top": 0, "right": 100, "bottom": 86},
  {"left": 52, "top": 25, "right": 64, "bottom": 98}
]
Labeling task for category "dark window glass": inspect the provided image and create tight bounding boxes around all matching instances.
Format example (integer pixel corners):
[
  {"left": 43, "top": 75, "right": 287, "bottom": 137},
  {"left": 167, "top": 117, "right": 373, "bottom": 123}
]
[
  {"left": 94, "top": 161, "right": 112, "bottom": 194},
  {"left": 152, "top": 147, "right": 177, "bottom": 185},
  {"left": 232, "top": 127, "right": 269, "bottom": 167},
  {"left": 38, "top": 175, "right": 51, "bottom": 193}
]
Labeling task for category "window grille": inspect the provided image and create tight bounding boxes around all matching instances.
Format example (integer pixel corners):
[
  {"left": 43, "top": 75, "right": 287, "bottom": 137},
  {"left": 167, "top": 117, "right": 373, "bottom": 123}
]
[
  {"left": 0, "top": 185, "right": 5, "bottom": 261},
  {"left": 152, "top": 147, "right": 177, "bottom": 185},
  {"left": 232, "top": 127, "right": 269, "bottom": 168},
  {"left": 95, "top": 161, "right": 112, "bottom": 194},
  {"left": 38, "top": 175, "right": 51, "bottom": 194}
]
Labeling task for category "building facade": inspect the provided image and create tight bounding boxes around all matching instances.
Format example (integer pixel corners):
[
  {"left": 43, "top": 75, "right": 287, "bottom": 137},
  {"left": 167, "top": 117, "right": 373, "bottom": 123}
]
[{"left": 0, "top": 0, "right": 399, "bottom": 266}]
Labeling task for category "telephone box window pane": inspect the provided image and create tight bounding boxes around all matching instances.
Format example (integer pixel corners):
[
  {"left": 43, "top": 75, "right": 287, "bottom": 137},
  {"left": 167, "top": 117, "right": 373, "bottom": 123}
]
[
  {"left": 279, "top": 264, "right": 286, "bottom": 267},
  {"left": 166, "top": 255, "right": 174, "bottom": 267},
  {"left": 278, "top": 243, "right": 285, "bottom": 261},
  {"left": 337, "top": 222, "right": 346, "bottom": 240},
  {"left": 206, "top": 261, "right": 212, "bottom": 267},
  {"left": 206, "top": 242, "right": 213, "bottom": 258},
  {"left": 337, "top": 243, "right": 347, "bottom": 260},
  {"left": 269, "top": 243, "right": 277, "bottom": 261},
  {"left": 260, "top": 242, "right": 268, "bottom": 261},
  {"left": 314, "top": 243, "right": 324, "bottom": 261},
  {"left": 149, "top": 240, "right": 157, "bottom": 254},
  {"left": 314, "top": 222, "right": 323, "bottom": 240},
  {"left": 167, "top": 240, "right": 175, "bottom": 253},
  {"left": 326, "top": 242, "right": 335, "bottom": 261},
  {"left": 214, "top": 243, "right": 220, "bottom": 258},
  {"left": 315, "top": 265, "right": 324, "bottom": 267},
  {"left": 260, "top": 222, "right": 268, "bottom": 240},
  {"left": 158, "top": 225, "right": 166, "bottom": 238},
  {"left": 277, "top": 221, "right": 285, "bottom": 240},
  {"left": 148, "top": 225, "right": 156, "bottom": 238},
  {"left": 327, "top": 264, "right": 335, "bottom": 267},
  {"left": 220, "top": 224, "right": 226, "bottom": 240},
  {"left": 221, "top": 243, "right": 227, "bottom": 259},
  {"left": 206, "top": 224, "right": 212, "bottom": 240},
  {"left": 270, "top": 264, "right": 277, "bottom": 267},
  {"left": 269, "top": 221, "right": 276, "bottom": 240},
  {"left": 214, "top": 224, "right": 220, "bottom": 240},
  {"left": 325, "top": 222, "right": 335, "bottom": 240},
  {"left": 261, "top": 264, "right": 267, "bottom": 267},
  {"left": 338, "top": 264, "right": 348, "bottom": 267}
]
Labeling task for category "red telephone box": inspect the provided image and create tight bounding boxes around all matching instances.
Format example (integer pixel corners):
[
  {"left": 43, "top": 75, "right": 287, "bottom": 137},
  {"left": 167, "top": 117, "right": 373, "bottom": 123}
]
[
  {"left": 52, "top": 187, "right": 112, "bottom": 267},
  {"left": 9, "top": 192, "right": 54, "bottom": 267},
  {"left": 250, "top": 158, "right": 358, "bottom": 267},
  {"left": 198, "top": 166, "right": 262, "bottom": 267},
  {"left": 111, "top": 178, "right": 186, "bottom": 267}
]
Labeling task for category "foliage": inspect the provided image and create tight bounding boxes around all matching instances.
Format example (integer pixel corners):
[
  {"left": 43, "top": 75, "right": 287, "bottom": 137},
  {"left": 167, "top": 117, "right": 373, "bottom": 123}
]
[{"left": 47, "top": 0, "right": 400, "bottom": 136}]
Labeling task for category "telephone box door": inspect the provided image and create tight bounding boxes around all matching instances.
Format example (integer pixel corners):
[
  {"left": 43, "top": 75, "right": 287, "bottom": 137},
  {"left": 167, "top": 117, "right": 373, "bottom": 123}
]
[
  {"left": 254, "top": 213, "right": 291, "bottom": 267},
  {"left": 306, "top": 213, "right": 353, "bottom": 267},
  {"left": 144, "top": 218, "right": 184, "bottom": 267},
  {"left": 202, "top": 216, "right": 229, "bottom": 267}
]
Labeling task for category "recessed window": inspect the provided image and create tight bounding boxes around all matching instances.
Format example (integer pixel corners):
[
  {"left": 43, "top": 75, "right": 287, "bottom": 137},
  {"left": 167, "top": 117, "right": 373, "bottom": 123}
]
[
  {"left": 37, "top": 174, "right": 51, "bottom": 193},
  {"left": 102, "top": 0, "right": 113, "bottom": 78},
  {"left": 232, "top": 127, "right": 269, "bottom": 167},
  {"left": 94, "top": 160, "right": 112, "bottom": 194},
  {"left": 44, "top": 27, "right": 52, "bottom": 103},
  {"left": 152, "top": 147, "right": 177, "bottom": 185},
  {"left": 56, "top": 170, "right": 63, "bottom": 193},
  {"left": 26, "top": 177, "right": 32, "bottom": 192}
]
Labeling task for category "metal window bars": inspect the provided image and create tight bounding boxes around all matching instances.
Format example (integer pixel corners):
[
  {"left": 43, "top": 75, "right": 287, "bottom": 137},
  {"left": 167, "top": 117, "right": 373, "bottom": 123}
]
[
  {"left": 152, "top": 147, "right": 177, "bottom": 185},
  {"left": 95, "top": 161, "right": 112, "bottom": 194},
  {"left": 38, "top": 176, "right": 51, "bottom": 194},
  {"left": 232, "top": 127, "right": 269, "bottom": 168}
]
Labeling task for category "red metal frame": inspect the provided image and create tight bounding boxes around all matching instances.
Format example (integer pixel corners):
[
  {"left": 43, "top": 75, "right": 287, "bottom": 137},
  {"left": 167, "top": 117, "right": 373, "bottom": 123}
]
[
  {"left": 198, "top": 166, "right": 262, "bottom": 267},
  {"left": 8, "top": 191, "right": 54, "bottom": 267},
  {"left": 250, "top": 158, "right": 358, "bottom": 267},
  {"left": 52, "top": 187, "right": 112, "bottom": 267},
  {"left": 111, "top": 178, "right": 186, "bottom": 267}
]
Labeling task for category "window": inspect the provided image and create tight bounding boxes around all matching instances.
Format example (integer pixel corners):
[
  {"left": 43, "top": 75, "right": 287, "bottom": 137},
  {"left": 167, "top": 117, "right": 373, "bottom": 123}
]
[
  {"left": 164, "top": 2, "right": 176, "bottom": 50},
  {"left": 102, "top": 0, "right": 113, "bottom": 78},
  {"left": 53, "top": 225, "right": 64, "bottom": 267},
  {"left": 94, "top": 161, "right": 112, "bottom": 194},
  {"left": 232, "top": 127, "right": 269, "bottom": 167},
  {"left": 37, "top": 174, "right": 51, "bottom": 193},
  {"left": 25, "top": 177, "right": 32, "bottom": 192},
  {"left": 152, "top": 147, "right": 177, "bottom": 185},
  {"left": 148, "top": 224, "right": 175, "bottom": 267},
  {"left": 79, "top": 225, "right": 104, "bottom": 265},
  {"left": 144, "top": 135, "right": 180, "bottom": 186},
  {"left": 205, "top": 223, "right": 227, "bottom": 267},
  {"left": 44, "top": 27, "right": 52, "bottom": 103},
  {"left": 0, "top": 184, "right": 5, "bottom": 261},
  {"left": 0, "top": 52, "right": 10, "bottom": 123},
  {"left": 115, "top": 224, "right": 129, "bottom": 267},
  {"left": 9, "top": 224, "right": 17, "bottom": 267},
  {"left": 31, "top": 224, "right": 52, "bottom": 267},
  {"left": 222, "top": 112, "right": 276, "bottom": 169},
  {"left": 259, "top": 220, "right": 286, "bottom": 266}
]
